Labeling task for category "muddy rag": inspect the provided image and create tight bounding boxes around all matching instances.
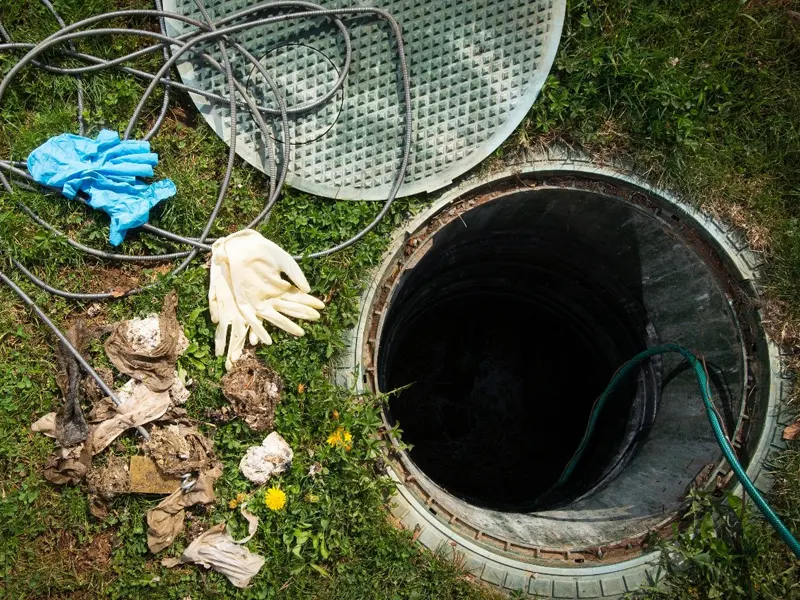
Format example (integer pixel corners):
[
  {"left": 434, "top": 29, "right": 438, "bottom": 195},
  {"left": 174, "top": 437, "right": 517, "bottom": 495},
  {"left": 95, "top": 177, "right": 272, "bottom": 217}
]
[
  {"left": 104, "top": 291, "right": 184, "bottom": 392},
  {"left": 147, "top": 466, "right": 222, "bottom": 553},
  {"left": 162, "top": 505, "right": 264, "bottom": 588}
]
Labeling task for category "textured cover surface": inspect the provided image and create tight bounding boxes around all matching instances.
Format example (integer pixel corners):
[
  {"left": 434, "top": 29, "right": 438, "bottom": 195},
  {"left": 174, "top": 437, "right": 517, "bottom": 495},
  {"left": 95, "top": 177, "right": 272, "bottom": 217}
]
[{"left": 163, "top": 0, "right": 565, "bottom": 199}]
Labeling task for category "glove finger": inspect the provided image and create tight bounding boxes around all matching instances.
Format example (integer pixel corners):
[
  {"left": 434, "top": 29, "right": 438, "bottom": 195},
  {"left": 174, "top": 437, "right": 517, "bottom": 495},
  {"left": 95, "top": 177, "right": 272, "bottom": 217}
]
[
  {"left": 271, "top": 299, "right": 322, "bottom": 321},
  {"left": 259, "top": 304, "right": 306, "bottom": 337},
  {"left": 239, "top": 303, "right": 274, "bottom": 346},
  {"left": 226, "top": 318, "right": 249, "bottom": 370},
  {"left": 249, "top": 329, "right": 259, "bottom": 346},
  {"left": 282, "top": 289, "right": 326, "bottom": 310},
  {"left": 214, "top": 320, "right": 229, "bottom": 358}
]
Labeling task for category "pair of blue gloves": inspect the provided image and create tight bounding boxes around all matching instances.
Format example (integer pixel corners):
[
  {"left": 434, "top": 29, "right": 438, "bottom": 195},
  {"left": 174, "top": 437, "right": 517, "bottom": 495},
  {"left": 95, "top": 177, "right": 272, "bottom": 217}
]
[{"left": 27, "top": 129, "right": 176, "bottom": 246}]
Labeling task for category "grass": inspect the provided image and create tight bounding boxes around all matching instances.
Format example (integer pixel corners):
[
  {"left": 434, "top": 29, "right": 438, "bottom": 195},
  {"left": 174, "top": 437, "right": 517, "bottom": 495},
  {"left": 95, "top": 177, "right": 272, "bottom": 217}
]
[{"left": 0, "top": 0, "right": 800, "bottom": 598}]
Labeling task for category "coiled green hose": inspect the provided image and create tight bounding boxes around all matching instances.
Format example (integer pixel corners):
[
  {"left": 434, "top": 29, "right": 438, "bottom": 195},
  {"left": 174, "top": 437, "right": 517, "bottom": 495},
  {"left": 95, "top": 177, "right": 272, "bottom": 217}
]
[{"left": 558, "top": 343, "right": 800, "bottom": 558}]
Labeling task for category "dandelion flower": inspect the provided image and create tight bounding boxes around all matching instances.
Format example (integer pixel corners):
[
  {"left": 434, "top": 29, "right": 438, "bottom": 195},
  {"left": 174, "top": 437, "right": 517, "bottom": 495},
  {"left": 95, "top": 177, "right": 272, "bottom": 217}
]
[
  {"left": 327, "top": 428, "right": 343, "bottom": 447},
  {"left": 228, "top": 499, "right": 238, "bottom": 509},
  {"left": 327, "top": 426, "right": 353, "bottom": 450},
  {"left": 265, "top": 487, "right": 287, "bottom": 511}
]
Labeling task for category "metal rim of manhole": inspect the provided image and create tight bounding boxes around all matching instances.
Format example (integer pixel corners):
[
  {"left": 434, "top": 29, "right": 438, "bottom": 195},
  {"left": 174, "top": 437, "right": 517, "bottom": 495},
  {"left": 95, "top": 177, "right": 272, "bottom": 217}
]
[
  {"left": 336, "top": 159, "right": 790, "bottom": 598},
  {"left": 162, "top": 0, "right": 566, "bottom": 200}
]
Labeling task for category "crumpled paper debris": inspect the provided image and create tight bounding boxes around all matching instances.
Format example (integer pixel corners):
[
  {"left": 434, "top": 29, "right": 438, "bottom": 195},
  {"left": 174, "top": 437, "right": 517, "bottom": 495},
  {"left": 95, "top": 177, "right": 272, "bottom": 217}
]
[
  {"left": 162, "top": 505, "right": 264, "bottom": 588},
  {"left": 220, "top": 353, "right": 282, "bottom": 432},
  {"left": 32, "top": 412, "right": 57, "bottom": 437},
  {"left": 43, "top": 442, "right": 91, "bottom": 485},
  {"left": 91, "top": 379, "right": 172, "bottom": 455},
  {"left": 147, "top": 466, "right": 222, "bottom": 553},
  {"left": 104, "top": 291, "right": 188, "bottom": 392},
  {"left": 54, "top": 321, "right": 93, "bottom": 446},
  {"left": 145, "top": 424, "right": 215, "bottom": 477},
  {"left": 239, "top": 432, "right": 293, "bottom": 484},
  {"left": 34, "top": 379, "right": 171, "bottom": 455}
]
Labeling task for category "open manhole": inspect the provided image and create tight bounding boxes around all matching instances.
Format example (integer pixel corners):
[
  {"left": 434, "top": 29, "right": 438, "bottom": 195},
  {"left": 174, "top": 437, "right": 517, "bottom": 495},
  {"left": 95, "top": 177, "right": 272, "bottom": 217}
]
[{"left": 338, "top": 161, "right": 789, "bottom": 598}]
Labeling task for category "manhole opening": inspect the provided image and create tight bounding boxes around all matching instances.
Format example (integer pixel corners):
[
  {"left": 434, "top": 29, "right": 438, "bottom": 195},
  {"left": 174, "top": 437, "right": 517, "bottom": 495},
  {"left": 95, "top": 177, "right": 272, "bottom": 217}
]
[{"left": 377, "top": 192, "right": 662, "bottom": 512}]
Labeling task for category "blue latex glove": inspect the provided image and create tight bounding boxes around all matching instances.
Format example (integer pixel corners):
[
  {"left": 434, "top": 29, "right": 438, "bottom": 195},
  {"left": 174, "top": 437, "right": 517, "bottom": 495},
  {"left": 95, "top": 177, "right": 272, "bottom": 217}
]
[{"left": 27, "top": 129, "right": 176, "bottom": 246}]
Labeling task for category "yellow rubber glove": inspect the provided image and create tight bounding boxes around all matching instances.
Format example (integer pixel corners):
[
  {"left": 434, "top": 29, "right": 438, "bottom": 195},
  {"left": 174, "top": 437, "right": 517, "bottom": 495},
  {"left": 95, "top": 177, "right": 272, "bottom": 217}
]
[{"left": 209, "top": 230, "right": 325, "bottom": 370}]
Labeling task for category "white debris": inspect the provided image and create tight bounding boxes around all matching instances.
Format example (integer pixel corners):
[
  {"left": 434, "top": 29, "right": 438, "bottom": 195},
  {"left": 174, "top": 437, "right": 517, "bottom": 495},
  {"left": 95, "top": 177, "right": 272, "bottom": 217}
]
[
  {"left": 125, "top": 315, "right": 189, "bottom": 355},
  {"left": 91, "top": 379, "right": 171, "bottom": 455},
  {"left": 32, "top": 412, "right": 57, "bottom": 437},
  {"left": 169, "top": 371, "right": 191, "bottom": 405},
  {"left": 239, "top": 432, "right": 293, "bottom": 484},
  {"left": 162, "top": 505, "right": 264, "bottom": 588}
]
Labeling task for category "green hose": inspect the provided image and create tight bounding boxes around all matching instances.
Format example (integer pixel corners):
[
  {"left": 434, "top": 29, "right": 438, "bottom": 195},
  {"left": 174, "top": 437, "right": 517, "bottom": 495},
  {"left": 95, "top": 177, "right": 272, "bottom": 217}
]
[{"left": 558, "top": 343, "right": 800, "bottom": 559}]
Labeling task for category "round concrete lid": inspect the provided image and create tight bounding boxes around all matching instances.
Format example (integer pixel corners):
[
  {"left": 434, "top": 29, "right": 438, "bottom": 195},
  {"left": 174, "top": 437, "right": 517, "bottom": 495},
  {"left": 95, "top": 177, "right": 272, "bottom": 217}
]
[{"left": 162, "top": 0, "right": 565, "bottom": 200}]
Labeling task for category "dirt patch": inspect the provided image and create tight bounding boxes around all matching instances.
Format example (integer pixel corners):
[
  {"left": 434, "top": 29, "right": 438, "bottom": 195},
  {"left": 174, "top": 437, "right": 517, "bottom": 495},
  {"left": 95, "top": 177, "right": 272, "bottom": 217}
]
[
  {"left": 36, "top": 528, "right": 116, "bottom": 583},
  {"left": 60, "top": 264, "right": 143, "bottom": 296},
  {"left": 82, "top": 366, "right": 116, "bottom": 405},
  {"left": 220, "top": 352, "right": 282, "bottom": 432},
  {"left": 76, "top": 530, "right": 114, "bottom": 571}
]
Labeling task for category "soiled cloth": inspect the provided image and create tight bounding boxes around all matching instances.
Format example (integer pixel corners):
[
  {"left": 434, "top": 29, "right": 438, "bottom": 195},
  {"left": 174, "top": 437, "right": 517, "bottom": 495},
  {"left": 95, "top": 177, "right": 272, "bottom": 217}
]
[
  {"left": 54, "top": 321, "right": 93, "bottom": 447},
  {"left": 147, "top": 466, "right": 222, "bottom": 553},
  {"left": 145, "top": 424, "right": 215, "bottom": 477},
  {"left": 32, "top": 412, "right": 57, "bottom": 437},
  {"left": 104, "top": 291, "right": 186, "bottom": 392},
  {"left": 27, "top": 129, "right": 176, "bottom": 246},
  {"left": 43, "top": 442, "right": 91, "bottom": 485},
  {"left": 91, "top": 379, "right": 172, "bottom": 455},
  {"left": 239, "top": 432, "right": 293, "bottom": 484},
  {"left": 162, "top": 505, "right": 264, "bottom": 588},
  {"left": 33, "top": 379, "right": 170, "bottom": 455}
]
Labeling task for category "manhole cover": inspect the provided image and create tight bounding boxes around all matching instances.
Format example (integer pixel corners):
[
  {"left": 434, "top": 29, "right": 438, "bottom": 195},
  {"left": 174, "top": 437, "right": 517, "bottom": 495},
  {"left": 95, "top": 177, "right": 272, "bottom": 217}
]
[{"left": 163, "top": 0, "right": 565, "bottom": 199}]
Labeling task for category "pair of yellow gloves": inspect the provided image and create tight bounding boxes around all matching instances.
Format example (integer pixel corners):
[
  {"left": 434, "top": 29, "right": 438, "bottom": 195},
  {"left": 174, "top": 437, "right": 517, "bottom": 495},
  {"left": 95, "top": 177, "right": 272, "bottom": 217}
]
[{"left": 209, "top": 230, "right": 325, "bottom": 370}]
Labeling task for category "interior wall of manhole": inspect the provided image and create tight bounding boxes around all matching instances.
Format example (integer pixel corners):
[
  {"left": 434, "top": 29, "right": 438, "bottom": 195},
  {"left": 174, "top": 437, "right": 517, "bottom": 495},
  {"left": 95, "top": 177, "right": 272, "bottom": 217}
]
[{"left": 359, "top": 172, "right": 767, "bottom": 551}]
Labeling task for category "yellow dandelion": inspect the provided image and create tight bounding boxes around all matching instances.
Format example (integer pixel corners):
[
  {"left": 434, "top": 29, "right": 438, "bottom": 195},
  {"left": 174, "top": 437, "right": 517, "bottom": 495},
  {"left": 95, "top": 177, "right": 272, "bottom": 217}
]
[
  {"left": 264, "top": 487, "right": 287, "bottom": 511},
  {"left": 327, "top": 426, "right": 353, "bottom": 450},
  {"left": 326, "top": 428, "right": 343, "bottom": 447},
  {"left": 236, "top": 492, "right": 246, "bottom": 503},
  {"left": 228, "top": 499, "right": 238, "bottom": 509},
  {"left": 297, "top": 383, "right": 305, "bottom": 394},
  {"left": 332, "top": 410, "right": 340, "bottom": 420}
]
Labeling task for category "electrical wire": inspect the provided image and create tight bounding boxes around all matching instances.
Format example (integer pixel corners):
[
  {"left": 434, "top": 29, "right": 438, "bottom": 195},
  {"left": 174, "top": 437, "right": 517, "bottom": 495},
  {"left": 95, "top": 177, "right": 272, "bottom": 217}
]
[
  {"left": 0, "top": 1, "right": 412, "bottom": 439},
  {"left": 557, "top": 343, "right": 800, "bottom": 559}
]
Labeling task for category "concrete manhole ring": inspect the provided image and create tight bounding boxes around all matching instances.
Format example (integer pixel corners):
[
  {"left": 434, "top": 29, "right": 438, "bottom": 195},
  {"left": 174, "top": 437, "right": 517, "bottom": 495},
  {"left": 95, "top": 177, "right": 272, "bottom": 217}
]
[{"left": 337, "top": 159, "right": 791, "bottom": 598}]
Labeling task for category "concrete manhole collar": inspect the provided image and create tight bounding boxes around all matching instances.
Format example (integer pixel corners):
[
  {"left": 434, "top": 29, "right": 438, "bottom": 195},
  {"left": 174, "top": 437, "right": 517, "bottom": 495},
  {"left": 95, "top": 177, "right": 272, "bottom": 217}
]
[{"left": 338, "top": 161, "right": 790, "bottom": 598}]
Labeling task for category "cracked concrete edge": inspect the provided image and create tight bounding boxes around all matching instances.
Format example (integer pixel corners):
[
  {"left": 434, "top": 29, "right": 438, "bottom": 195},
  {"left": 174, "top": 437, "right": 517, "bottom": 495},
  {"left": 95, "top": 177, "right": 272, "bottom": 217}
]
[{"left": 333, "top": 154, "right": 790, "bottom": 598}]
